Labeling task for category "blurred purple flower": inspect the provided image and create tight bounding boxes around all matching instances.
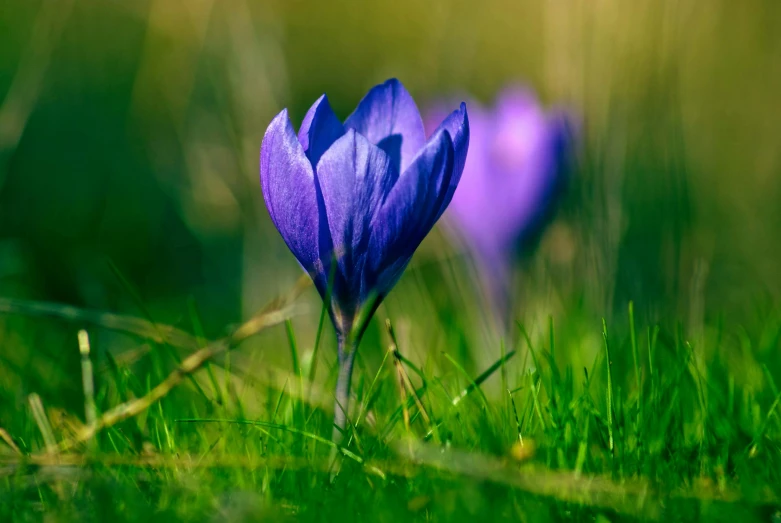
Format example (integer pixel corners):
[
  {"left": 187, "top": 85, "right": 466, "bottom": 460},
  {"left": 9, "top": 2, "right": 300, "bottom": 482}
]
[
  {"left": 426, "top": 86, "right": 576, "bottom": 317},
  {"left": 261, "top": 79, "right": 469, "bottom": 440}
]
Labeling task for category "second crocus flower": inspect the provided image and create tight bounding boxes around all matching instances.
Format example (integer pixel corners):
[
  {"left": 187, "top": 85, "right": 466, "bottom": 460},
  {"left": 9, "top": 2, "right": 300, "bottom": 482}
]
[{"left": 427, "top": 87, "right": 576, "bottom": 322}]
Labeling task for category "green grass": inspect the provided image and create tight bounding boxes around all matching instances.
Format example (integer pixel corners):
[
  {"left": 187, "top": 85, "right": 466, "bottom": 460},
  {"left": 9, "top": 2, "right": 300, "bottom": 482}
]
[{"left": 1, "top": 290, "right": 780, "bottom": 522}]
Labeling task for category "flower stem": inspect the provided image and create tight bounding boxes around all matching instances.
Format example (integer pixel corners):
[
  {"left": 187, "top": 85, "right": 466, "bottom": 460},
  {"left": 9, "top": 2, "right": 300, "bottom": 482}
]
[{"left": 332, "top": 334, "right": 357, "bottom": 444}]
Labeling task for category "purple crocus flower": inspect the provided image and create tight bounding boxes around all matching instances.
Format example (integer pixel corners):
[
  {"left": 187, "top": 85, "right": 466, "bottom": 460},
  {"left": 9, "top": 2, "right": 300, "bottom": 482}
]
[
  {"left": 426, "top": 87, "right": 575, "bottom": 320},
  {"left": 261, "top": 79, "right": 469, "bottom": 441}
]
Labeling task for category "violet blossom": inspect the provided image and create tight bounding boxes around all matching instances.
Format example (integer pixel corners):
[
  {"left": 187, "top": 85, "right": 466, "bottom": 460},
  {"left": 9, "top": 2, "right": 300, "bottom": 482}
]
[
  {"left": 260, "top": 79, "right": 468, "bottom": 441},
  {"left": 426, "top": 86, "right": 575, "bottom": 320}
]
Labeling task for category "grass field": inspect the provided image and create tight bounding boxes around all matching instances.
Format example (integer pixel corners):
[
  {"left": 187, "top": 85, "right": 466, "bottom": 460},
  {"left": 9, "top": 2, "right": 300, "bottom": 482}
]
[
  {"left": 1, "top": 286, "right": 780, "bottom": 521},
  {"left": 1, "top": 0, "right": 781, "bottom": 521}
]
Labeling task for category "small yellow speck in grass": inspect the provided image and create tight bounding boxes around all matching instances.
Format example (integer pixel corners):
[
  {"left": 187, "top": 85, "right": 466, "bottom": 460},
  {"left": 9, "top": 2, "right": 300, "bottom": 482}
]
[{"left": 510, "top": 439, "right": 537, "bottom": 462}]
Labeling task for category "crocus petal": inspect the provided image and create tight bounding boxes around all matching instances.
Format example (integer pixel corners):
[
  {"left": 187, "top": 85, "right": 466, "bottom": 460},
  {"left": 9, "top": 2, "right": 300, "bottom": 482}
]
[
  {"left": 297, "top": 95, "right": 345, "bottom": 167},
  {"left": 316, "top": 129, "right": 395, "bottom": 307},
  {"left": 366, "top": 129, "right": 455, "bottom": 295},
  {"left": 260, "top": 109, "right": 321, "bottom": 273},
  {"left": 344, "top": 78, "right": 426, "bottom": 175},
  {"left": 430, "top": 102, "right": 469, "bottom": 221}
]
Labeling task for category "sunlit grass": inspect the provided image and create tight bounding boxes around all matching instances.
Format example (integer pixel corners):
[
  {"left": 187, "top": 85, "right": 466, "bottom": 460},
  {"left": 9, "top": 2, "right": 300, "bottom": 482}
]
[{"left": 1, "top": 288, "right": 779, "bottom": 522}]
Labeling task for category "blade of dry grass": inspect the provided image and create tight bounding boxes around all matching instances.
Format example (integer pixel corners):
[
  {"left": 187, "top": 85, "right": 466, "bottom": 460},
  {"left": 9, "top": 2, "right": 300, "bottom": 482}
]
[
  {"left": 26, "top": 276, "right": 310, "bottom": 454},
  {"left": 0, "top": 427, "right": 21, "bottom": 455}
]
